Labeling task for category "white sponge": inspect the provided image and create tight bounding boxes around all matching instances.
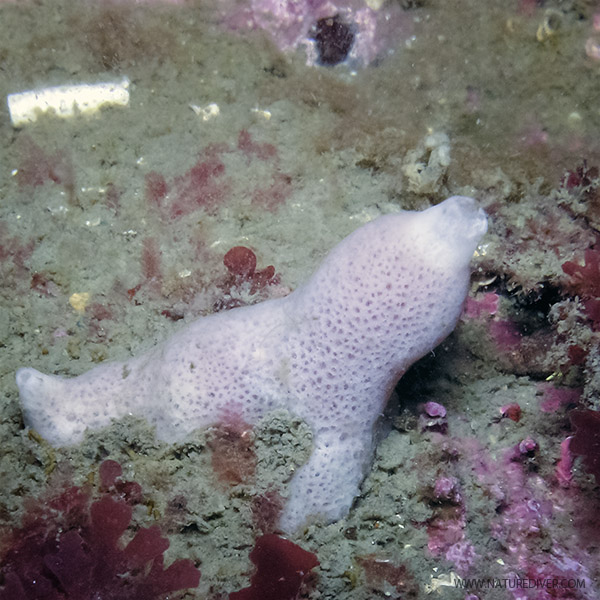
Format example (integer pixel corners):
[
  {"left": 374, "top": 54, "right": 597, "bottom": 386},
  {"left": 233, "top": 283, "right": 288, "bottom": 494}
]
[{"left": 17, "top": 196, "right": 487, "bottom": 531}]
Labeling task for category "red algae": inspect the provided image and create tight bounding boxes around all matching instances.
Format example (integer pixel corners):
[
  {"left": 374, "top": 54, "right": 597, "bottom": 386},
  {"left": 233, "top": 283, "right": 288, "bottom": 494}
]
[
  {"left": 224, "top": 246, "right": 257, "bottom": 279},
  {"left": 104, "top": 182, "right": 121, "bottom": 214},
  {"left": 357, "top": 554, "right": 417, "bottom": 596},
  {"left": 229, "top": 534, "right": 318, "bottom": 600},
  {"left": 169, "top": 155, "right": 228, "bottom": 218},
  {"left": 16, "top": 136, "right": 74, "bottom": 190},
  {"left": 99, "top": 458, "right": 124, "bottom": 488},
  {"left": 0, "top": 222, "right": 34, "bottom": 271},
  {"left": 209, "top": 420, "right": 257, "bottom": 486},
  {"left": 251, "top": 489, "right": 285, "bottom": 534},
  {"left": 237, "top": 129, "right": 278, "bottom": 161},
  {"left": 251, "top": 173, "right": 293, "bottom": 211},
  {"left": 216, "top": 246, "right": 281, "bottom": 310},
  {"left": 562, "top": 248, "right": 600, "bottom": 298},
  {"left": 0, "top": 460, "right": 200, "bottom": 600},
  {"left": 145, "top": 170, "right": 169, "bottom": 209},
  {"left": 570, "top": 409, "right": 600, "bottom": 483},
  {"left": 143, "top": 132, "right": 291, "bottom": 225},
  {"left": 562, "top": 248, "right": 600, "bottom": 329},
  {"left": 500, "top": 402, "right": 522, "bottom": 422},
  {"left": 141, "top": 237, "right": 163, "bottom": 285},
  {"left": 30, "top": 271, "right": 59, "bottom": 297}
]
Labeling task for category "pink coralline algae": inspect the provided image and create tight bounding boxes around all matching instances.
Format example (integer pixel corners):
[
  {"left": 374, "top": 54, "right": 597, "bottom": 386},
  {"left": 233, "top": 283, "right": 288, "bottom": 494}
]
[
  {"left": 488, "top": 318, "right": 522, "bottom": 350},
  {"left": 462, "top": 292, "right": 523, "bottom": 351},
  {"left": 443, "top": 540, "right": 477, "bottom": 576},
  {"left": 0, "top": 460, "right": 200, "bottom": 600},
  {"left": 555, "top": 436, "right": 574, "bottom": 487},
  {"left": 537, "top": 383, "right": 582, "bottom": 414},
  {"left": 463, "top": 291, "right": 500, "bottom": 319},
  {"left": 419, "top": 401, "right": 448, "bottom": 433},
  {"left": 433, "top": 476, "right": 461, "bottom": 503},
  {"left": 220, "top": 0, "right": 415, "bottom": 66},
  {"left": 468, "top": 439, "right": 593, "bottom": 599},
  {"left": 506, "top": 437, "right": 538, "bottom": 463},
  {"left": 426, "top": 476, "right": 477, "bottom": 575},
  {"left": 424, "top": 401, "right": 447, "bottom": 418}
]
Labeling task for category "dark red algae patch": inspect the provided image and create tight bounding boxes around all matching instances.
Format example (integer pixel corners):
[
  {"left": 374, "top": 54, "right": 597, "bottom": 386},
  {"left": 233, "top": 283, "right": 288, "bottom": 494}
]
[
  {"left": 310, "top": 15, "right": 355, "bottom": 66},
  {"left": 570, "top": 409, "right": 600, "bottom": 483},
  {"left": 229, "top": 534, "right": 319, "bottom": 600},
  {"left": 0, "top": 460, "right": 200, "bottom": 600}
]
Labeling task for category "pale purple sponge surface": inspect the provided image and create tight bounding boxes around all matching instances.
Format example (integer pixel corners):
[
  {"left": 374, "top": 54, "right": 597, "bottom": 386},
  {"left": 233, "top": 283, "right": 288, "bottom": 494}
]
[{"left": 16, "top": 195, "right": 487, "bottom": 532}]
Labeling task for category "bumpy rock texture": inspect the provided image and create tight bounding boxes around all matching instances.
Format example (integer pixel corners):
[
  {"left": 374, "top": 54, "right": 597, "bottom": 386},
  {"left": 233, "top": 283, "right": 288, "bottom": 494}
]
[{"left": 16, "top": 195, "right": 487, "bottom": 532}]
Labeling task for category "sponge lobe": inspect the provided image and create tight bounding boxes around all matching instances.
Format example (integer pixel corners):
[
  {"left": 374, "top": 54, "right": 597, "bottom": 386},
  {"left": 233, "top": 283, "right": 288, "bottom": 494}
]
[
  {"left": 16, "top": 196, "right": 487, "bottom": 531},
  {"left": 276, "top": 196, "right": 487, "bottom": 528}
]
